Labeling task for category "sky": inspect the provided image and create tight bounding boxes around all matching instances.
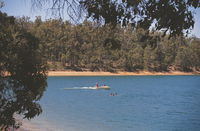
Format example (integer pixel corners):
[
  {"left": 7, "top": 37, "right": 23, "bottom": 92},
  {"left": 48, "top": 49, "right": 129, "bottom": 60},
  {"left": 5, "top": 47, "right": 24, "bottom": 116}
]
[{"left": 1, "top": 0, "right": 200, "bottom": 38}]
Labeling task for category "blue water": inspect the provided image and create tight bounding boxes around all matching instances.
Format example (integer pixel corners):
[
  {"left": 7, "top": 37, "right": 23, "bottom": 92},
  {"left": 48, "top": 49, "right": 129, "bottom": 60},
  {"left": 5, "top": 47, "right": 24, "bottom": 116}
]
[{"left": 29, "top": 76, "right": 200, "bottom": 131}]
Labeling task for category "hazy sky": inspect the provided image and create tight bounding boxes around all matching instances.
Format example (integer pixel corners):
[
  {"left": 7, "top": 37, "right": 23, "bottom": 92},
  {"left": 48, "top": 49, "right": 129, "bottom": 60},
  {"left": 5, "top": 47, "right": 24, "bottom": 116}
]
[{"left": 1, "top": 0, "right": 200, "bottom": 38}]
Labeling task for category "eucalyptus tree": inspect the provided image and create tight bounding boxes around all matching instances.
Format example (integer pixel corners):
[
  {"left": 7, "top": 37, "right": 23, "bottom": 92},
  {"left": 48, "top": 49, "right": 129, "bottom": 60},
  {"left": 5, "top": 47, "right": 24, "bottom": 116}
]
[
  {"left": 32, "top": 0, "right": 199, "bottom": 37},
  {"left": 0, "top": 11, "right": 47, "bottom": 130},
  {"left": 188, "top": 39, "right": 200, "bottom": 70},
  {"left": 175, "top": 46, "right": 191, "bottom": 71}
]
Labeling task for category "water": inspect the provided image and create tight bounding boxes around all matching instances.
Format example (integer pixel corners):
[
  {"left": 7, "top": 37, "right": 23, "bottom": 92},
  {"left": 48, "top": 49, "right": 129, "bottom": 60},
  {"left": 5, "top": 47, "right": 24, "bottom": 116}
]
[{"left": 26, "top": 75, "right": 200, "bottom": 131}]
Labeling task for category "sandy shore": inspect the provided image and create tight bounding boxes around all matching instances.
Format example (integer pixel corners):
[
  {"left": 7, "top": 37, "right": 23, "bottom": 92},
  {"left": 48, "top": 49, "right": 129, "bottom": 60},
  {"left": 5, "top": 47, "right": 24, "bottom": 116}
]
[{"left": 48, "top": 71, "right": 200, "bottom": 76}]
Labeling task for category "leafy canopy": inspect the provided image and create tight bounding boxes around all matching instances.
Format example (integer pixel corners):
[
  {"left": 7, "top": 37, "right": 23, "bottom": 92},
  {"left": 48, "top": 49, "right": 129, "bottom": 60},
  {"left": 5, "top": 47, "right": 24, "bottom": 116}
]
[
  {"left": 80, "top": 0, "right": 199, "bottom": 37},
  {"left": 33, "top": 0, "right": 199, "bottom": 36},
  {"left": 0, "top": 11, "right": 47, "bottom": 130}
]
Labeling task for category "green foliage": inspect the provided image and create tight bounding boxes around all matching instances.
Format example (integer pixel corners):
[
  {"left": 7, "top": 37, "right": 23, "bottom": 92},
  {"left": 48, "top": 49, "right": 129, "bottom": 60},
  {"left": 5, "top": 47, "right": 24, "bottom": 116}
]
[
  {"left": 80, "top": 0, "right": 200, "bottom": 37},
  {"left": 15, "top": 17, "right": 199, "bottom": 73},
  {"left": 144, "top": 45, "right": 155, "bottom": 71},
  {"left": 175, "top": 46, "right": 191, "bottom": 71},
  {"left": 189, "top": 40, "right": 200, "bottom": 70},
  {"left": 175, "top": 39, "right": 200, "bottom": 71},
  {"left": 0, "top": 12, "right": 47, "bottom": 130},
  {"left": 32, "top": 0, "right": 199, "bottom": 37},
  {"left": 123, "top": 45, "right": 144, "bottom": 71}
]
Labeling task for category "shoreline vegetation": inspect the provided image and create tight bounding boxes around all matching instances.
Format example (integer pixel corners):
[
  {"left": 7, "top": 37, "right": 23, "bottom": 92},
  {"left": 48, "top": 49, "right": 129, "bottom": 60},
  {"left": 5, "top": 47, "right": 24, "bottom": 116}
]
[
  {"left": 14, "top": 18, "right": 200, "bottom": 74},
  {"left": 48, "top": 70, "right": 200, "bottom": 76},
  {"left": 2, "top": 70, "right": 199, "bottom": 77}
]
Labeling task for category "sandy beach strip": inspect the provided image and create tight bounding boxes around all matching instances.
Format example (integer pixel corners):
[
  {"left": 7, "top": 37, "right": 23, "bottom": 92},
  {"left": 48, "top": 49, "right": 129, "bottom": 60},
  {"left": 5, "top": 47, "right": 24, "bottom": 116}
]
[{"left": 48, "top": 71, "right": 200, "bottom": 76}]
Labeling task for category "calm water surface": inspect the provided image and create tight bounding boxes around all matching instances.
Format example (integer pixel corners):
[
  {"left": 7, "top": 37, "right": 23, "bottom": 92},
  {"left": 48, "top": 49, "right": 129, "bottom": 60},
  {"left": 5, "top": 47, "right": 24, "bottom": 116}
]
[{"left": 28, "top": 76, "right": 200, "bottom": 131}]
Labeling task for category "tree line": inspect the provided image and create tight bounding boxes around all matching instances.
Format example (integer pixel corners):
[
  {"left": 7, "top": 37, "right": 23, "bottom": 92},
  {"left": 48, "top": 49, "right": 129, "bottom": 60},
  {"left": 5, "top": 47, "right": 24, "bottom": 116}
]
[{"left": 17, "top": 16, "right": 200, "bottom": 72}]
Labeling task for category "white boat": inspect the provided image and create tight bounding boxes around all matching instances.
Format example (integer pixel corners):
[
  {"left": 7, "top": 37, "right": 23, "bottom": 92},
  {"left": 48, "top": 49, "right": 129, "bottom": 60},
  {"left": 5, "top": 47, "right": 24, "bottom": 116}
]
[
  {"left": 63, "top": 86, "right": 110, "bottom": 90},
  {"left": 95, "top": 86, "right": 110, "bottom": 89}
]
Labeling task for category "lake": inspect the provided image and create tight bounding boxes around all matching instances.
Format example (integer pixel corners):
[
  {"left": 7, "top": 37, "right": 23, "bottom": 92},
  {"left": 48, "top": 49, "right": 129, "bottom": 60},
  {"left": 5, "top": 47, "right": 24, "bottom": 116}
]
[{"left": 26, "top": 75, "right": 200, "bottom": 131}]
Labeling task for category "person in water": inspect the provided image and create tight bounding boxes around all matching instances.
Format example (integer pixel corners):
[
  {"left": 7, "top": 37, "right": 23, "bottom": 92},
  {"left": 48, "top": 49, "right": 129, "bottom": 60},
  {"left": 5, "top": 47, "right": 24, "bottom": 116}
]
[
  {"left": 109, "top": 92, "right": 117, "bottom": 96},
  {"left": 96, "top": 83, "right": 99, "bottom": 88}
]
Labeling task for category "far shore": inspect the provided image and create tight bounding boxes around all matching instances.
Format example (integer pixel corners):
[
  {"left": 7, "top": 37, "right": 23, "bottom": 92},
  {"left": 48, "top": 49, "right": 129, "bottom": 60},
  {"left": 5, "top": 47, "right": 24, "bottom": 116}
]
[{"left": 48, "top": 71, "right": 200, "bottom": 76}]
